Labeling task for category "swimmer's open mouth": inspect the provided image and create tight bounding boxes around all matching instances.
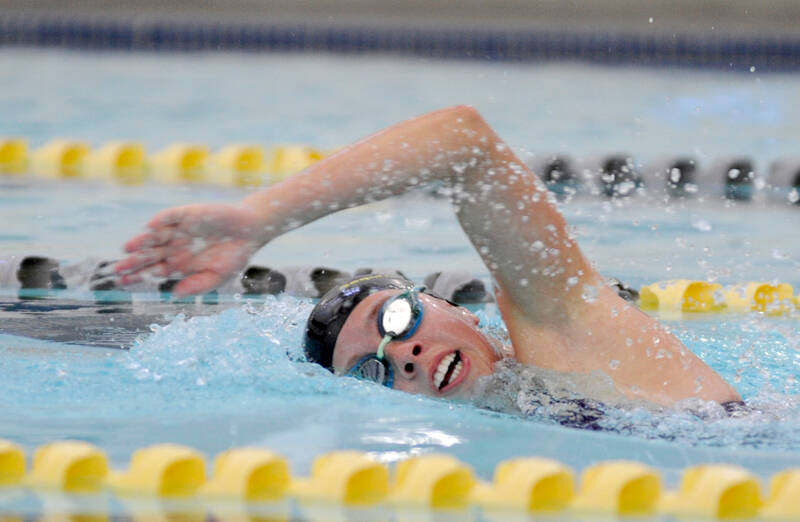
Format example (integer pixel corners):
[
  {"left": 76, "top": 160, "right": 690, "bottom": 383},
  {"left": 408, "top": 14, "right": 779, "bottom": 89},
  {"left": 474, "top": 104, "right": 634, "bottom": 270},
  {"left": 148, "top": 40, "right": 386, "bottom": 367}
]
[{"left": 434, "top": 350, "right": 463, "bottom": 391}]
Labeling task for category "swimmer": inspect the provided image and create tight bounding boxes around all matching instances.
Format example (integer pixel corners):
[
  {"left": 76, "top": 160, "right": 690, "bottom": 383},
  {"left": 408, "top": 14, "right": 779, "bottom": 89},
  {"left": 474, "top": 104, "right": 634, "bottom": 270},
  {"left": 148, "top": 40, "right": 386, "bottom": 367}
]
[{"left": 116, "top": 106, "right": 740, "bottom": 407}]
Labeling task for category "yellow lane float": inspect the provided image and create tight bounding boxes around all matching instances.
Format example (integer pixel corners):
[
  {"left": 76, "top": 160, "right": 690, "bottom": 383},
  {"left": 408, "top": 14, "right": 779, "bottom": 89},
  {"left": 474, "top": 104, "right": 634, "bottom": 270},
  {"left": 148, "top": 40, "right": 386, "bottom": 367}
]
[
  {"left": 471, "top": 457, "right": 574, "bottom": 512},
  {"left": 723, "top": 282, "right": 795, "bottom": 315},
  {"left": 390, "top": 454, "right": 476, "bottom": 510},
  {"left": 659, "top": 464, "right": 762, "bottom": 519},
  {"left": 108, "top": 444, "right": 206, "bottom": 498},
  {"left": 7, "top": 440, "right": 800, "bottom": 520},
  {"left": 210, "top": 144, "right": 267, "bottom": 187},
  {"left": 640, "top": 280, "right": 726, "bottom": 313},
  {"left": 761, "top": 469, "right": 800, "bottom": 519},
  {"left": 150, "top": 144, "right": 209, "bottom": 183},
  {"left": 84, "top": 141, "right": 148, "bottom": 184},
  {"left": 266, "top": 145, "right": 326, "bottom": 183},
  {"left": 200, "top": 447, "right": 290, "bottom": 501},
  {"left": 0, "top": 440, "right": 26, "bottom": 486},
  {"left": 0, "top": 138, "right": 28, "bottom": 174},
  {"left": 27, "top": 441, "right": 108, "bottom": 493},
  {"left": 290, "top": 451, "right": 388, "bottom": 506},
  {"left": 31, "top": 140, "right": 90, "bottom": 178},
  {"left": 572, "top": 460, "right": 661, "bottom": 516}
]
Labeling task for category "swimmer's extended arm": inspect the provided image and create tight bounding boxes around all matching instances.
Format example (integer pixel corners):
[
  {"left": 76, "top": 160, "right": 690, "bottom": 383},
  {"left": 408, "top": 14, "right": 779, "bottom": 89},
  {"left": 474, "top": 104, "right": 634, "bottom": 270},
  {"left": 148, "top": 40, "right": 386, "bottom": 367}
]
[{"left": 118, "top": 105, "right": 739, "bottom": 405}]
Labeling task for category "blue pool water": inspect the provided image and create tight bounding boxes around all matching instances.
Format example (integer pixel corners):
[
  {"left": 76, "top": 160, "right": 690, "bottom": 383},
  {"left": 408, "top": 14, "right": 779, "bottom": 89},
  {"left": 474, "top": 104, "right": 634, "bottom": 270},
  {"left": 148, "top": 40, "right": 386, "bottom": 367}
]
[{"left": 1, "top": 48, "right": 799, "bottom": 509}]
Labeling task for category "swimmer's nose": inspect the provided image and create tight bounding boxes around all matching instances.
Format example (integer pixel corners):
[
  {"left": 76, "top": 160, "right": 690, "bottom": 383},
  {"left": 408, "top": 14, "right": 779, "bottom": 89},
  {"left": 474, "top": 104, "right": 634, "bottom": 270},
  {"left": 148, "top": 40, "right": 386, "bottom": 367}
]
[{"left": 387, "top": 342, "right": 423, "bottom": 379}]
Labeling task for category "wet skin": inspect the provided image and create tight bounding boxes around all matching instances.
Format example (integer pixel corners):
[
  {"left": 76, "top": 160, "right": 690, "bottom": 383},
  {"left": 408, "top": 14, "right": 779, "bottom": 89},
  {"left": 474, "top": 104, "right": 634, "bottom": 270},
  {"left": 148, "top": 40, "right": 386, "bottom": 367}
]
[{"left": 332, "top": 289, "right": 502, "bottom": 398}]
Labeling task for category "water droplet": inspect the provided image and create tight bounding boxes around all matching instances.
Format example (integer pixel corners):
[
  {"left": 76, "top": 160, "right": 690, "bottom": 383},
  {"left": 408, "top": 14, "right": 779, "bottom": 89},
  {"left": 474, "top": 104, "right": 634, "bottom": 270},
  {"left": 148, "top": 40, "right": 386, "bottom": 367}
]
[
  {"left": 789, "top": 188, "right": 800, "bottom": 203},
  {"left": 581, "top": 284, "right": 598, "bottom": 303},
  {"left": 529, "top": 240, "right": 544, "bottom": 251},
  {"left": 610, "top": 306, "right": 618, "bottom": 317},
  {"left": 566, "top": 276, "right": 579, "bottom": 287},
  {"left": 608, "top": 359, "right": 620, "bottom": 370},
  {"left": 691, "top": 220, "right": 712, "bottom": 232},
  {"left": 772, "top": 249, "right": 790, "bottom": 261},
  {"left": 625, "top": 338, "right": 633, "bottom": 347},
  {"left": 519, "top": 278, "right": 529, "bottom": 287},
  {"left": 750, "top": 66, "right": 756, "bottom": 72},
  {"left": 648, "top": 17, "right": 654, "bottom": 23}
]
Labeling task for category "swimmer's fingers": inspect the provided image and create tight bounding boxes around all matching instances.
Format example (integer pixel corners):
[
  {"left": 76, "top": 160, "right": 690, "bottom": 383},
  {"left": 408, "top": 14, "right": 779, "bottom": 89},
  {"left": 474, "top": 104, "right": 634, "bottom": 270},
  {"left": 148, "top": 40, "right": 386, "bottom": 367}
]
[
  {"left": 147, "top": 206, "right": 192, "bottom": 229},
  {"left": 117, "top": 262, "right": 168, "bottom": 286},
  {"left": 123, "top": 227, "right": 183, "bottom": 253},
  {"left": 117, "top": 237, "right": 194, "bottom": 274},
  {"left": 120, "top": 269, "right": 222, "bottom": 296},
  {"left": 148, "top": 204, "right": 252, "bottom": 235},
  {"left": 172, "top": 271, "right": 226, "bottom": 297}
]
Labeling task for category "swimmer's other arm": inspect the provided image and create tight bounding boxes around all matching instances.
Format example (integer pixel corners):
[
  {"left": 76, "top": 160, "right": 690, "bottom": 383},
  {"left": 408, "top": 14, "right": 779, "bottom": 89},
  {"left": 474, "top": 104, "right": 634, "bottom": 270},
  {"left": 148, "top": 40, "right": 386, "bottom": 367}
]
[{"left": 117, "top": 105, "right": 740, "bottom": 406}]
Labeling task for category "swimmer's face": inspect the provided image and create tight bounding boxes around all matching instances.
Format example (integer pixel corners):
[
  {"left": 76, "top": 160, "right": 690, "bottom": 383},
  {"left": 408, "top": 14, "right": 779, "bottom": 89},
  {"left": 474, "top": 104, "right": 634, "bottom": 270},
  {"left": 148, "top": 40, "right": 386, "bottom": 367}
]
[{"left": 332, "top": 290, "right": 501, "bottom": 398}]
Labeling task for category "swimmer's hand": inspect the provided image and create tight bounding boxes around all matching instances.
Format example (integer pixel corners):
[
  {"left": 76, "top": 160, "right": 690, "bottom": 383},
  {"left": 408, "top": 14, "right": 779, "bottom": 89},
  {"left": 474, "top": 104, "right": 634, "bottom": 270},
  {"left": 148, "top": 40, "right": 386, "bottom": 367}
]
[{"left": 115, "top": 203, "right": 263, "bottom": 296}]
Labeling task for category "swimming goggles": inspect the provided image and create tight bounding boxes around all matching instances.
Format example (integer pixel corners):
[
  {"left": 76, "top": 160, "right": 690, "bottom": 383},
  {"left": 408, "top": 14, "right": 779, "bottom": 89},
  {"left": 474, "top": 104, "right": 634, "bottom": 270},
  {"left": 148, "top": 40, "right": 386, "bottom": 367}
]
[{"left": 346, "top": 287, "right": 424, "bottom": 388}]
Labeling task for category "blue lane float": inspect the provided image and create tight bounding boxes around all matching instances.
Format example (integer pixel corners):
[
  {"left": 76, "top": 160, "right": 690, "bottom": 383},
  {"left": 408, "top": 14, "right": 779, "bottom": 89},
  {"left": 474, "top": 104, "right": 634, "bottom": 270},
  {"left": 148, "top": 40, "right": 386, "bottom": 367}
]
[
  {"left": 2, "top": 13, "right": 800, "bottom": 72},
  {"left": 768, "top": 158, "right": 800, "bottom": 205}
]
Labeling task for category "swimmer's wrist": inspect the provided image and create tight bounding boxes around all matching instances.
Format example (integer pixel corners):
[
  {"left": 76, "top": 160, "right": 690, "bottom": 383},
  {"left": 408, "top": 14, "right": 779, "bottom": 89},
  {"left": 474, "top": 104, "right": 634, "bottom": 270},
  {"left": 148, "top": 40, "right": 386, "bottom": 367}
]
[
  {"left": 239, "top": 191, "right": 310, "bottom": 247},
  {"left": 239, "top": 197, "right": 277, "bottom": 247}
]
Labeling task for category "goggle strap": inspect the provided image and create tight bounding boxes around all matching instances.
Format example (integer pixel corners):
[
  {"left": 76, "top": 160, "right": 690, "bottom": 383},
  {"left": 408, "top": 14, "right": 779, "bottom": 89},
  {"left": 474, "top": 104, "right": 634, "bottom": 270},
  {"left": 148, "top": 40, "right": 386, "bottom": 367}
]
[{"left": 376, "top": 334, "right": 392, "bottom": 360}]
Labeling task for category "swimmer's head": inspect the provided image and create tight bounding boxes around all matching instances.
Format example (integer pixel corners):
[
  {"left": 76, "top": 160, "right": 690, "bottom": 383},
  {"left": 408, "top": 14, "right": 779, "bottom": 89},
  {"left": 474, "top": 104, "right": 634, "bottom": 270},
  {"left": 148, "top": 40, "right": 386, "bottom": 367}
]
[
  {"left": 304, "top": 273, "right": 415, "bottom": 369},
  {"left": 303, "top": 274, "right": 501, "bottom": 398}
]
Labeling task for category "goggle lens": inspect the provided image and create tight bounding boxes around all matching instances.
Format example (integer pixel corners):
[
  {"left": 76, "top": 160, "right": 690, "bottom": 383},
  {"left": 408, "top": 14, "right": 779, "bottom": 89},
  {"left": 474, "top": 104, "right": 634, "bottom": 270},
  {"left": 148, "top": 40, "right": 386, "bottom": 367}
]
[
  {"left": 348, "top": 356, "right": 390, "bottom": 386},
  {"left": 381, "top": 297, "right": 414, "bottom": 336}
]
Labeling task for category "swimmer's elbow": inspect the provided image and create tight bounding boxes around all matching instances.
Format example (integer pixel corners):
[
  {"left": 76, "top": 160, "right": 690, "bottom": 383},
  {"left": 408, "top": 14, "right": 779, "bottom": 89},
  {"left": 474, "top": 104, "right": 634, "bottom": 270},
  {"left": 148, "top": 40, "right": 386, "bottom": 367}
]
[
  {"left": 704, "top": 375, "right": 741, "bottom": 405},
  {"left": 433, "top": 105, "right": 489, "bottom": 129},
  {"left": 449, "top": 105, "right": 486, "bottom": 125}
]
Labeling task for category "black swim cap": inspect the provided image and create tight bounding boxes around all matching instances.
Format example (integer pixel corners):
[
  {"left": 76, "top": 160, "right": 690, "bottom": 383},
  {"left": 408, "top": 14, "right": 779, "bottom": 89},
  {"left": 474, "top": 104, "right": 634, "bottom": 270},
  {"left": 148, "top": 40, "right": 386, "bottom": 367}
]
[{"left": 303, "top": 273, "right": 414, "bottom": 370}]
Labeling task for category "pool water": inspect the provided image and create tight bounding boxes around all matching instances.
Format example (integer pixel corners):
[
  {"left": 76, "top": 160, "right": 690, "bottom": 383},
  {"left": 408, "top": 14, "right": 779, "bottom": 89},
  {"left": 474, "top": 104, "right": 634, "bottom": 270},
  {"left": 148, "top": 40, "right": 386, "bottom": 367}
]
[{"left": 1, "top": 49, "right": 799, "bottom": 505}]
